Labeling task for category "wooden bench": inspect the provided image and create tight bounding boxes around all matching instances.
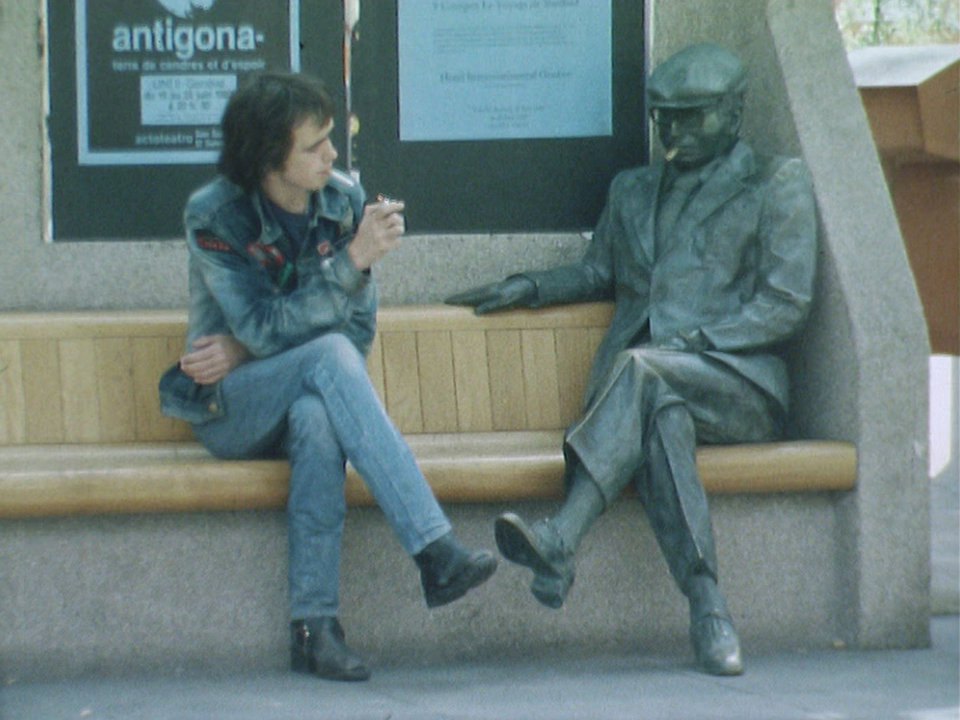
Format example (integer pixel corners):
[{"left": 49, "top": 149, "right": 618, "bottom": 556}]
[{"left": 0, "top": 304, "right": 856, "bottom": 518}]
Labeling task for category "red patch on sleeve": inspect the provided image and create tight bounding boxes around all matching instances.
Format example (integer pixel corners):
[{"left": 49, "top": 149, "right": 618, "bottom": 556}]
[{"left": 194, "top": 232, "right": 233, "bottom": 253}]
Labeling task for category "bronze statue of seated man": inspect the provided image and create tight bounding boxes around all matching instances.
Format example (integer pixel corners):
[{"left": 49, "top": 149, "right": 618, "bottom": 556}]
[{"left": 448, "top": 43, "right": 818, "bottom": 676}]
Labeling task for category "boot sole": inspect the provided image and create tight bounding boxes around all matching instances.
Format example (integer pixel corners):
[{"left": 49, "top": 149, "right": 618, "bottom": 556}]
[
  {"left": 494, "top": 513, "right": 557, "bottom": 577},
  {"left": 496, "top": 513, "right": 573, "bottom": 609},
  {"left": 290, "top": 648, "right": 372, "bottom": 682}
]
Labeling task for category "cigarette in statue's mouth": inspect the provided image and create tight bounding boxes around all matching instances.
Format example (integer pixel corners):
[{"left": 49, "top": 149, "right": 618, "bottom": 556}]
[{"left": 664, "top": 147, "right": 680, "bottom": 161}]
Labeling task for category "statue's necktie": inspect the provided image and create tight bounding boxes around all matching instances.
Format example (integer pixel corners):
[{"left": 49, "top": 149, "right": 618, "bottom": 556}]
[{"left": 656, "top": 171, "right": 701, "bottom": 255}]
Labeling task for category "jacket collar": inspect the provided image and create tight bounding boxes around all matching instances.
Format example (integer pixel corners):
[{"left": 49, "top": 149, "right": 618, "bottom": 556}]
[
  {"left": 673, "top": 141, "right": 757, "bottom": 232},
  {"left": 251, "top": 181, "right": 355, "bottom": 247},
  {"left": 646, "top": 141, "right": 757, "bottom": 257},
  {"left": 628, "top": 141, "right": 757, "bottom": 265}
]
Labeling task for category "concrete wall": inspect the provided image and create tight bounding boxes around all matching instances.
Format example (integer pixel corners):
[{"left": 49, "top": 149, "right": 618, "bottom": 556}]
[{"left": 0, "top": 0, "right": 932, "bottom": 678}]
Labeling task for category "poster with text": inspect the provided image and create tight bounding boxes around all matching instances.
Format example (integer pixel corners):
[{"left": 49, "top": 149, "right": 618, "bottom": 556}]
[
  {"left": 76, "top": 0, "right": 300, "bottom": 165},
  {"left": 398, "top": 0, "right": 612, "bottom": 142}
]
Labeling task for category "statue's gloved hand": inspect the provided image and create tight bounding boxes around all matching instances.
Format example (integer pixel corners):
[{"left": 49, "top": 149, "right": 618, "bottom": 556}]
[{"left": 445, "top": 276, "right": 536, "bottom": 315}]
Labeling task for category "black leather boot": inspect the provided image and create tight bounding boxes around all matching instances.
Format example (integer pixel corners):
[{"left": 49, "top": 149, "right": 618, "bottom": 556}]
[
  {"left": 414, "top": 532, "right": 498, "bottom": 608},
  {"left": 290, "top": 616, "right": 371, "bottom": 682}
]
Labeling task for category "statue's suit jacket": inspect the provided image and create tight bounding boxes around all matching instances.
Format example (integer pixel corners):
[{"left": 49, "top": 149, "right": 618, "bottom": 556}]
[{"left": 523, "top": 141, "right": 818, "bottom": 418}]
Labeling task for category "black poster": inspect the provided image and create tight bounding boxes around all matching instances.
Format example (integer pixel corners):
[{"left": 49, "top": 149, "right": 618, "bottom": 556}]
[{"left": 77, "top": 0, "right": 298, "bottom": 165}]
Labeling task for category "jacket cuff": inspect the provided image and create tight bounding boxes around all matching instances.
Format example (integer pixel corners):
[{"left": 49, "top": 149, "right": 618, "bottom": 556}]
[
  {"left": 323, "top": 250, "right": 370, "bottom": 294},
  {"left": 514, "top": 272, "right": 547, "bottom": 307}
]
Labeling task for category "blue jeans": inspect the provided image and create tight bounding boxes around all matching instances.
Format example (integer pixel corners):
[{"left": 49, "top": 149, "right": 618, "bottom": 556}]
[{"left": 192, "top": 333, "right": 452, "bottom": 619}]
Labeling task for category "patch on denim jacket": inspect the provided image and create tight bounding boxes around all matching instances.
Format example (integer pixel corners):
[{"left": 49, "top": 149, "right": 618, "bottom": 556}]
[
  {"left": 195, "top": 231, "right": 233, "bottom": 253},
  {"left": 246, "top": 241, "right": 286, "bottom": 268}
]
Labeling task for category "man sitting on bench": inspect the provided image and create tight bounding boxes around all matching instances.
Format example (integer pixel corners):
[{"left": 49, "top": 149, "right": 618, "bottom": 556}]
[{"left": 160, "top": 71, "right": 496, "bottom": 683}]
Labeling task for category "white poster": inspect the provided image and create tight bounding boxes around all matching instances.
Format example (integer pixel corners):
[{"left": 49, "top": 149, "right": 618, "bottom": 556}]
[{"left": 398, "top": 1, "right": 612, "bottom": 142}]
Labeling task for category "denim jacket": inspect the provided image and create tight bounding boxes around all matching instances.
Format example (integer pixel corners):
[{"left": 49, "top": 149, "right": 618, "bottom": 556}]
[{"left": 159, "top": 169, "right": 375, "bottom": 424}]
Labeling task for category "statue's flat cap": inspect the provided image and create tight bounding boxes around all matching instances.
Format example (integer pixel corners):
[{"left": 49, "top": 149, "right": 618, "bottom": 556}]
[{"left": 647, "top": 44, "right": 747, "bottom": 108}]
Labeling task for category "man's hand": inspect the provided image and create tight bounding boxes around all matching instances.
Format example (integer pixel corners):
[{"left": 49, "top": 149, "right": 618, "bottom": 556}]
[
  {"left": 445, "top": 276, "right": 537, "bottom": 315},
  {"left": 347, "top": 199, "right": 405, "bottom": 271},
  {"left": 179, "top": 334, "right": 250, "bottom": 385}
]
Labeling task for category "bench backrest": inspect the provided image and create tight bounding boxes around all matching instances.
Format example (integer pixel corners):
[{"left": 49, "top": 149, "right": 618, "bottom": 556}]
[{"left": 0, "top": 304, "right": 613, "bottom": 446}]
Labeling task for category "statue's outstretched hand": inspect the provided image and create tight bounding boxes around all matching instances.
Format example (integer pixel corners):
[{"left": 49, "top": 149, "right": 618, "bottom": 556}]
[{"left": 445, "top": 276, "right": 536, "bottom": 315}]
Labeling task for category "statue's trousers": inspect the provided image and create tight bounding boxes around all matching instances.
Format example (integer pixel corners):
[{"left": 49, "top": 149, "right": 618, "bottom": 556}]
[{"left": 563, "top": 347, "right": 781, "bottom": 588}]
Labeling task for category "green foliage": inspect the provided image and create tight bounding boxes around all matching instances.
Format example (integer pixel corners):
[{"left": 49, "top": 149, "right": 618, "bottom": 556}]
[{"left": 835, "top": 0, "right": 959, "bottom": 47}]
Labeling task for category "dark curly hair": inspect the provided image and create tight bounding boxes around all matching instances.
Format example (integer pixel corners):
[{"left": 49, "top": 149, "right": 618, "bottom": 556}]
[{"left": 217, "top": 72, "right": 335, "bottom": 193}]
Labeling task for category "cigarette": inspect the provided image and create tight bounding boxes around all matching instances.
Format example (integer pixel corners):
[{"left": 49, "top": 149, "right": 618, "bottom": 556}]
[{"left": 664, "top": 147, "right": 679, "bottom": 162}]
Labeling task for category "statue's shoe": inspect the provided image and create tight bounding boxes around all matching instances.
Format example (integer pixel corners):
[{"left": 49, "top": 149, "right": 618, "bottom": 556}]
[
  {"left": 494, "top": 512, "right": 574, "bottom": 609},
  {"left": 690, "top": 612, "right": 744, "bottom": 676}
]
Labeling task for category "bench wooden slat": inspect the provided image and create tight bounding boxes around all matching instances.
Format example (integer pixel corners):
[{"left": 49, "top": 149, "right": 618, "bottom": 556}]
[
  {"left": 0, "top": 438, "right": 856, "bottom": 518},
  {"left": 451, "top": 330, "right": 495, "bottom": 432}
]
